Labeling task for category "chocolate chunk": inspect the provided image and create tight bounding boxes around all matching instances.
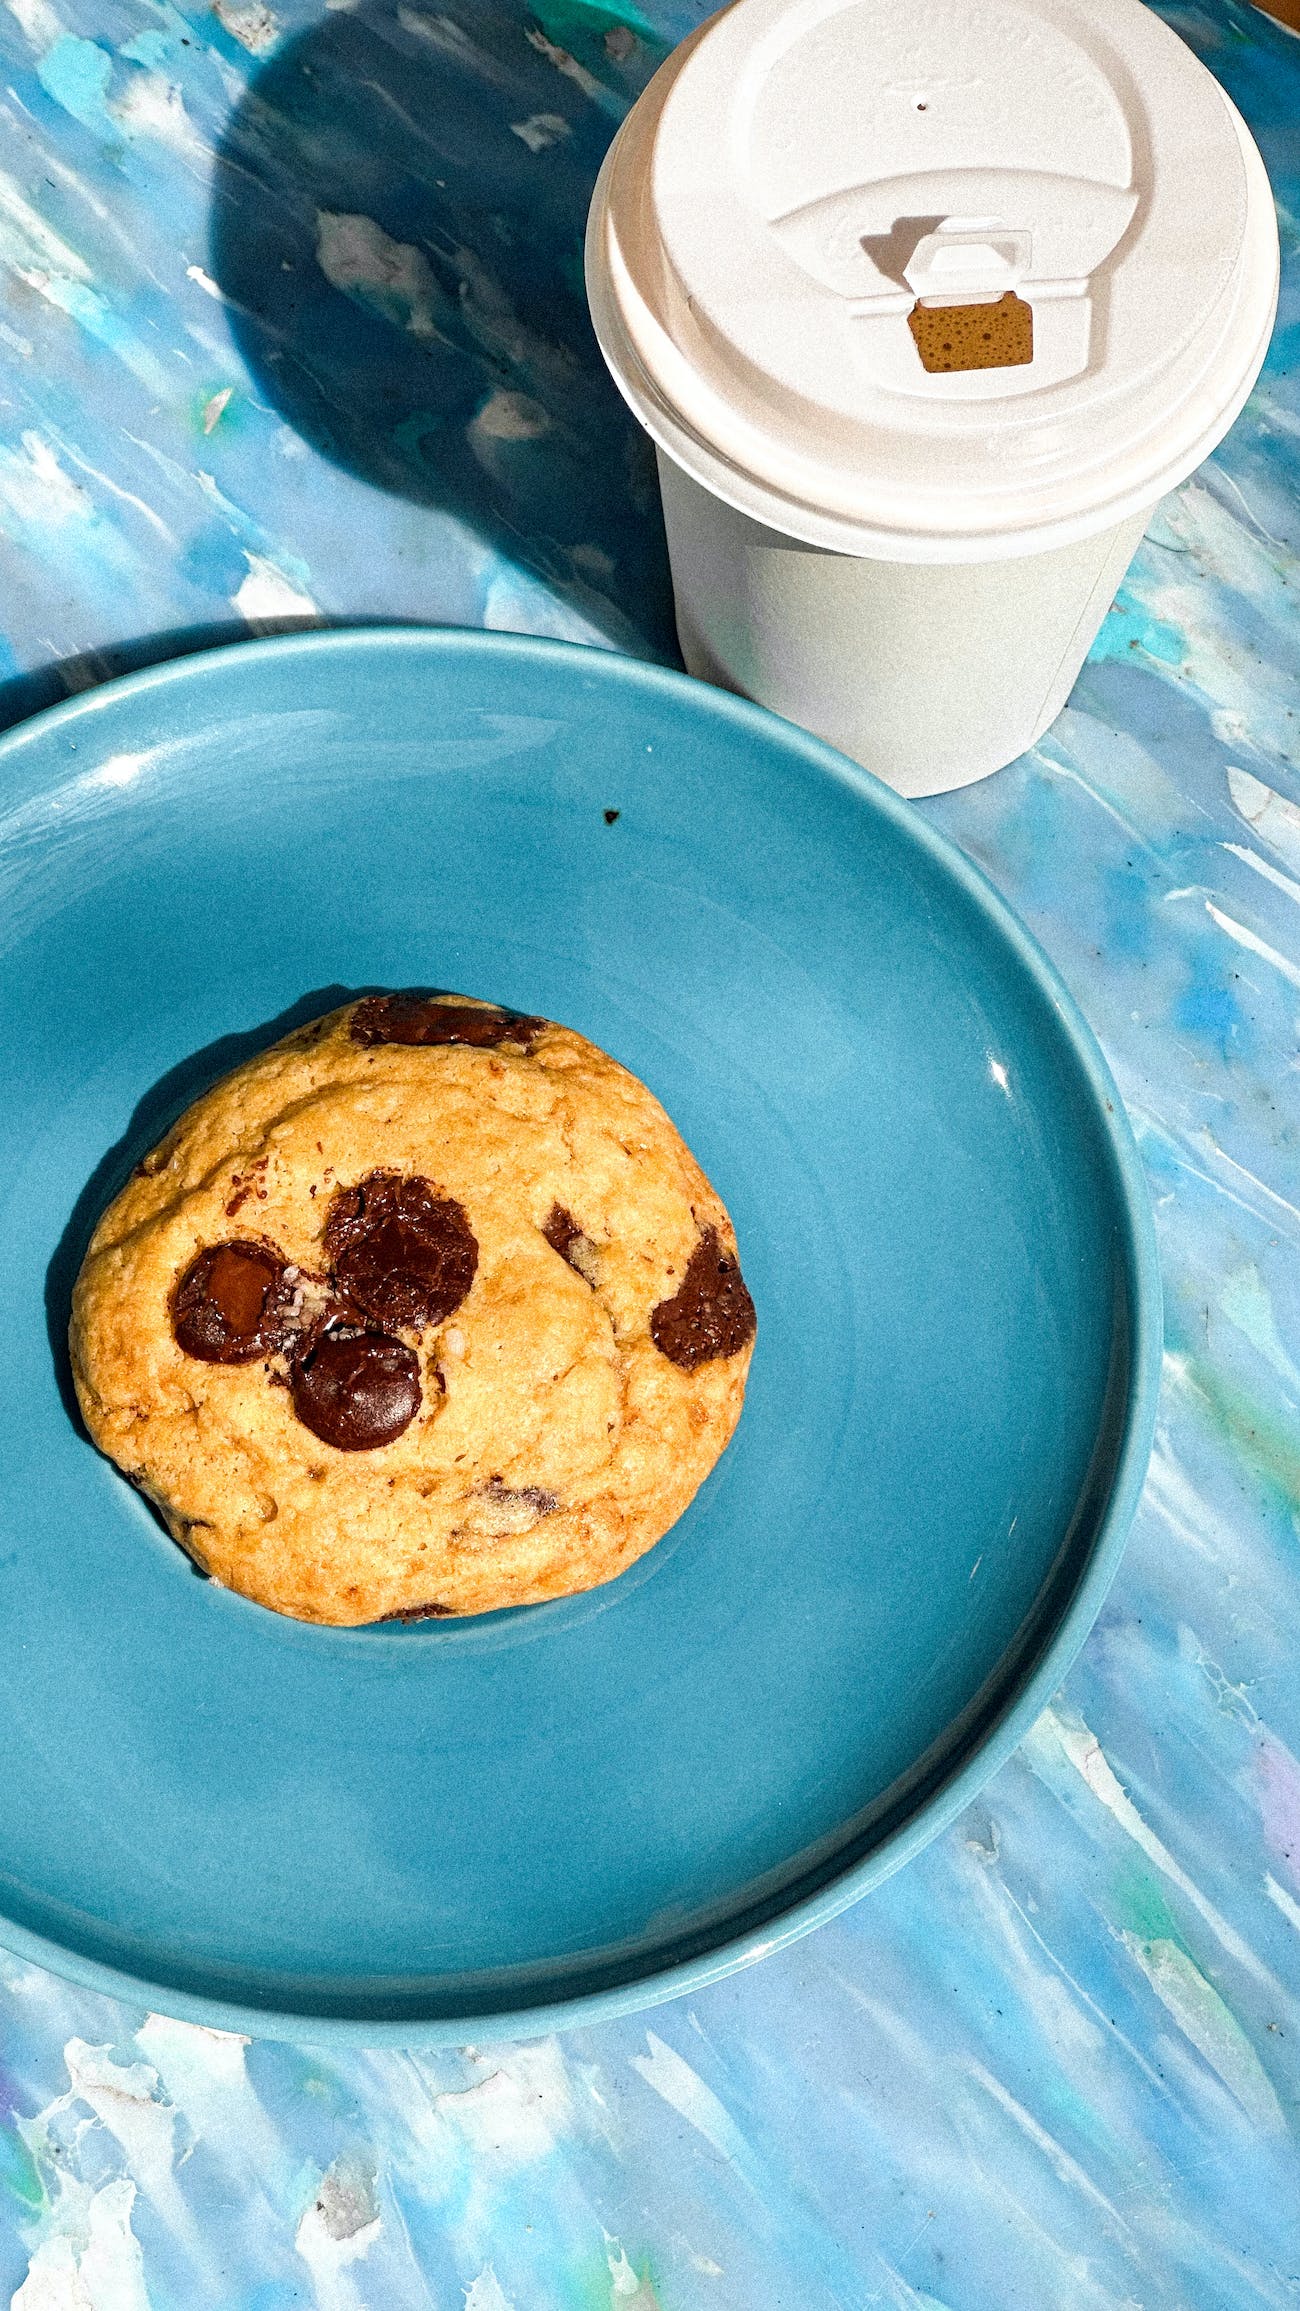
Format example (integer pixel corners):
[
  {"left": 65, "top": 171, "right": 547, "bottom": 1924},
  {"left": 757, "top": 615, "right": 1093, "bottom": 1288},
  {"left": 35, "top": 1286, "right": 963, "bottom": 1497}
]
[
  {"left": 289, "top": 1329, "right": 421, "bottom": 1450},
  {"left": 172, "top": 1241, "right": 295, "bottom": 1363},
  {"left": 542, "top": 1203, "right": 581, "bottom": 1262},
  {"left": 542, "top": 1202, "right": 599, "bottom": 1287},
  {"left": 650, "top": 1226, "right": 756, "bottom": 1371},
  {"left": 325, "top": 1172, "right": 478, "bottom": 1332},
  {"left": 390, "top": 1599, "right": 454, "bottom": 1620},
  {"left": 350, "top": 993, "right": 547, "bottom": 1052}
]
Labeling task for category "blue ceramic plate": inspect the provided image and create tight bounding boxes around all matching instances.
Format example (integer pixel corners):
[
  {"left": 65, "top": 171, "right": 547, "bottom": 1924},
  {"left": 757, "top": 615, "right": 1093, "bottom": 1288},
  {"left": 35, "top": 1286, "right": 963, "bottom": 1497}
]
[{"left": 0, "top": 627, "right": 1159, "bottom": 2043}]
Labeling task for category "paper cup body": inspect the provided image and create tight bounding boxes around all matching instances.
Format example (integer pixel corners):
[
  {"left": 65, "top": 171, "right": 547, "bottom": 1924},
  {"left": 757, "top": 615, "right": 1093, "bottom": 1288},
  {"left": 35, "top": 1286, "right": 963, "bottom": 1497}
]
[{"left": 657, "top": 453, "right": 1152, "bottom": 795}]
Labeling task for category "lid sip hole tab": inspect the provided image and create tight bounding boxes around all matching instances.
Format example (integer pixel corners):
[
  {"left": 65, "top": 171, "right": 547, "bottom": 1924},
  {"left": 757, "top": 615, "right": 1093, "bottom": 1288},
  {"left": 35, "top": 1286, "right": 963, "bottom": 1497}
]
[{"left": 902, "top": 222, "right": 1033, "bottom": 302}]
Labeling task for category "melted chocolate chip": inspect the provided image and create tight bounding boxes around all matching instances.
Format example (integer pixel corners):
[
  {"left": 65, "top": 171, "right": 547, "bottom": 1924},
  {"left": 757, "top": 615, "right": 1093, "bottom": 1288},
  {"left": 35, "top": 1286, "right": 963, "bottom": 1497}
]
[
  {"left": 172, "top": 1241, "right": 294, "bottom": 1363},
  {"left": 325, "top": 1172, "right": 478, "bottom": 1332},
  {"left": 350, "top": 993, "right": 547, "bottom": 1052},
  {"left": 542, "top": 1203, "right": 580, "bottom": 1261},
  {"left": 650, "top": 1226, "right": 756, "bottom": 1371},
  {"left": 390, "top": 1599, "right": 455, "bottom": 1620},
  {"left": 289, "top": 1329, "right": 421, "bottom": 1450},
  {"left": 542, "top": 1202, "right": 599, "bottom": 1287}
]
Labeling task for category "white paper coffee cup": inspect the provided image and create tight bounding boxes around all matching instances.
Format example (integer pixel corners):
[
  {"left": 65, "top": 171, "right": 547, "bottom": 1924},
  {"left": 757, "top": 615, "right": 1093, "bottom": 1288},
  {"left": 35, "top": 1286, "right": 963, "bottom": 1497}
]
[{"left": 586, "top": 0, "right": 1279, "bottom": 797}]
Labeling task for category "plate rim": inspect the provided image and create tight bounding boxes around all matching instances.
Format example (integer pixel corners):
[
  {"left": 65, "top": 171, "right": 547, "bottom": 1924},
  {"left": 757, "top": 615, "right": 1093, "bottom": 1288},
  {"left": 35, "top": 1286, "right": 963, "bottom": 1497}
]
[{"left": 0, "top": 622, "right": 1163, "bottom": 2044}]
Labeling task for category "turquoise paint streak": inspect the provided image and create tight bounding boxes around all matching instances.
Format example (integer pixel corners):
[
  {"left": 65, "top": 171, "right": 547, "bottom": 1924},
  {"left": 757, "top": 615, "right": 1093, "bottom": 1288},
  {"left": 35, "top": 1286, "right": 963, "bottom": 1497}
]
[
  {"left": 1090, "top": 589, "right": 1186, "bottom": 667},
  {"left": 36, "top": 34, "right": 116, "bottom": 135}
]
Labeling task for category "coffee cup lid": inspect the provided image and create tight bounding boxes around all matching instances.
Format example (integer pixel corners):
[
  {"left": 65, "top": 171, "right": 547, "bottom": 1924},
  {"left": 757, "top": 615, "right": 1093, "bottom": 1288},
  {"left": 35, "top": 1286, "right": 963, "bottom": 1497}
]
[{"left": 586, "top": 0, "right": 1278, "bottom": 560}]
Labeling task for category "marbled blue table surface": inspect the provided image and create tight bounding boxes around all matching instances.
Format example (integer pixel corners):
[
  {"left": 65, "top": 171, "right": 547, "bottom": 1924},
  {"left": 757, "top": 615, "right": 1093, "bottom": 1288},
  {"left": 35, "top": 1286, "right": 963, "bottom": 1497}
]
[{"left": 0, "top": 0, "right": 1299, "bottom": 2299}]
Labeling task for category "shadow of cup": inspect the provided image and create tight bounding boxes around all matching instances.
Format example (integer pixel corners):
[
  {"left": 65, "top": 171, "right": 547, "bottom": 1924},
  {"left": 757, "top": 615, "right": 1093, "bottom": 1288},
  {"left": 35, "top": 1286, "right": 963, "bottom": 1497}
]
[{"left": 208, "top": 0, "right": 675, "bottom": 647}]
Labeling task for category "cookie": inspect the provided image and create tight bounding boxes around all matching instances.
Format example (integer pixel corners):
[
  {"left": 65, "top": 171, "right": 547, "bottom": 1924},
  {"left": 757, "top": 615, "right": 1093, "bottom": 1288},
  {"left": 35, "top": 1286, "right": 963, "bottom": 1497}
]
[{"left": 69, "top": 993, "right": 756, "bottom": 1625}]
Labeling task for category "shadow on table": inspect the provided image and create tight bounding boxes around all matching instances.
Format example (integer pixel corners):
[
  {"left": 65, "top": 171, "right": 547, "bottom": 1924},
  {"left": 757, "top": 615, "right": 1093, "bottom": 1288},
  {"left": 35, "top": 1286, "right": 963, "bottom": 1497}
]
[{"left": 207, "top": 0, "right": 676, "bottom": 652}]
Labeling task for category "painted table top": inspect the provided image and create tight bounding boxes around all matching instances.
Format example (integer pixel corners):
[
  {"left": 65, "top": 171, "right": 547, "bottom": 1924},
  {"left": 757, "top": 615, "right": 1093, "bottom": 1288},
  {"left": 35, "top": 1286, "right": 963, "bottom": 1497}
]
[{"left": 0, "top": 0, "right": 1298, "bottom": 2298}]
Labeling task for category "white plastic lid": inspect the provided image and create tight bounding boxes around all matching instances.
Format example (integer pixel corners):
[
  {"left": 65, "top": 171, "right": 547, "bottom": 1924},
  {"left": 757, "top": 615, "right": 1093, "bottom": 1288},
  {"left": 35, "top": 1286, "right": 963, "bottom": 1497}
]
[{"left": 586, "top": 0, "right": 1279, "bottom": 561}]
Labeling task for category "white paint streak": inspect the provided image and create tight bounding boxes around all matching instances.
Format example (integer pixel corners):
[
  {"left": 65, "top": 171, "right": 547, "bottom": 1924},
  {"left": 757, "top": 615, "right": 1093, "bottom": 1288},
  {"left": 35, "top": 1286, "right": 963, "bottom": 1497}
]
[
  {"left": 214, "top": 0, "right": 280, "bottom": 51},
  {"left": 525, "top": 24, "right": 606, "bottom": 99},
  {"left": 18, "top": 272, "right": 173, "bottom": 395},
  {"left": 464, "top": 2269, "right": 517, "bottom": 2311},
  {"left": 605, "top": 2244, "right": 660, "bottom": 2306},
  {"left": 481, "top": 563, "right": 610, "bottom": 644},
  {"left": 1265, "top": 1873, "right": 1300, "bottom": 1932},
  {"left": 1223, "top": 840, "right": 1300, "bottom": 908},
  {"left": 1144, "top": 1440, "right": 1224, "bottom": 1564},
  {"left": 52, "top": 435, "right": 173, "bottom": 540},
  {"left": 315, "top": 210, "right": 440, "bottom": 339},
  {"left": 966, "top": 1850, "right": 1180, "bottom": 2106},
  {"left": 112, "top": 71, "right": 204, "bottom": 157},
  {"left": 430, "top": 2040, "right": 574, "bottom": 2165},
  {"left": 296, "top": 2153, "right": 379, "bottom": 2311},
  {"left": 1127, "top": 1102, "right": 1300, "bottom": 1249},
  {"left": 510, "top": 111, "right": 570, "bottom": 150},
  {"left": 0, "top": 166, "right": 91, "bottom": 281},
  {"left": 1032, "top": 745, "right": 1166, "bottom": 862},
  {"left": 133, "top": 2015, "right": 286, "bottom": 2184},
  {"left": 13, "top": 2179, "right": 150, "bottom": 2311},
  {"left": 631, "top": 2033, "right": 751, "bottom": 2172},
  {"left": 1122, "top": 1936, "right": 1286, "bottom": 2132},
  {"left": 61, "top": 2041, "right": 199, "bottom": 2259},
  {"left": 471, "top": 388, "right": 549, "bottom": 444},
  {"left": 202, "top": 386, "right": 233, "bottom": 434},
  {"left": 396, "top": 6, "right": 511, "bottom": 84},
  {"left": 1219, "top": 1263, "right": 1300, "bottom": 1397},
  {"left": 1228, "top": 764, "right": 1300, "bottom": 872},
  {"left": 5, "top": 0, "right": 61, "bottom": 47},
  {"left": 1196, "top": 1127, "right": 1300, "bottom": 1235},
  {"left": 1204, "top": 900, "right": 1300, "bottom": 994},
  {"left": 232, "top": 553, "right": 318, "bottom": 624},
  {"left": 1097, "top": 480, "right": 1300, "bottom": 769},
  {"left": 1212, "top": 466, "right": 1288, "bottom": 550},
  {"left": 1030, "top": 1708, "right": 1285, "bottom": 1995},
  {"left": 966, "top": 2062, "right": 1131, "bottom": 2230},
  {"left": 0, "top": 430, "right": 91, "bottom": 528},
  {"left": 873, "top": 2272, "right": 956, "bottom": 2311}
]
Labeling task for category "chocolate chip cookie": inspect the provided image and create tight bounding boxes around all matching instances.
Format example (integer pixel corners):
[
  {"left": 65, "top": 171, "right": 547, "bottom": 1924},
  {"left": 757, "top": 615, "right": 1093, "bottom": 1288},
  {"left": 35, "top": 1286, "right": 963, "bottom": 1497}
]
[{"left": 70, "top": 994, "right": 756, "bottom": 1624}]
